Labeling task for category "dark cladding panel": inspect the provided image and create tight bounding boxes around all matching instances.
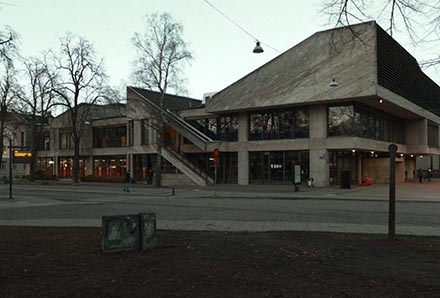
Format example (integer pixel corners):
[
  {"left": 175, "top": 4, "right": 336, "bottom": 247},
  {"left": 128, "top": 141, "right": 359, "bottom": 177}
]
[{"left": 376, "top": 26, "right": 440, "bottom": 116}]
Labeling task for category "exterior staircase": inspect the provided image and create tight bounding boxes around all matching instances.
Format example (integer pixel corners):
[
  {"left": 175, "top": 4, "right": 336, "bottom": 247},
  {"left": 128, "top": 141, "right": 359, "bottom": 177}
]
[{"left": 128, "top": 87, "right": 218, "bottom": 186}]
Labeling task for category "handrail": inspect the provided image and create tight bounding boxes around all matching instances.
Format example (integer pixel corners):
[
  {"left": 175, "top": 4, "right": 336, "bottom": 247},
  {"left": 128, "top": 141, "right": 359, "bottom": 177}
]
[
  {"left": 128, "top": 87, "right": 213, "bottom": 146},
  {"left": 163, "top": 144, "right": 213, "bottom": 182},
  {"left": 165, "top": 109, "right": 213, "bottom": 143}
]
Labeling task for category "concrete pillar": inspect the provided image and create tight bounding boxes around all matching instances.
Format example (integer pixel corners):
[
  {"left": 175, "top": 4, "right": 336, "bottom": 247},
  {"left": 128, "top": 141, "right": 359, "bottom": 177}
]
[
  {"left": 238, "top": 150, "right": 249, "bottom": 185},
  {"left": 86, "top": 156, "right": 93, "bottom": 175},
  {"left": 237, "top": 112, "right": 249, "bottom": 185},
  {"left": 133, "top": 120, "right": 142, "bottom": 146},
  {"left": 309, "top": 105, "right": 329, "bottom": 187},
  {"left": 357, "top": 152, "right": 362, "bottom": 184},
  {"left": 54, "top": 156, "right": 59, "bottom": 177},
  {"left": 127, "top": 153, "right": 133, "bottom": 172}
]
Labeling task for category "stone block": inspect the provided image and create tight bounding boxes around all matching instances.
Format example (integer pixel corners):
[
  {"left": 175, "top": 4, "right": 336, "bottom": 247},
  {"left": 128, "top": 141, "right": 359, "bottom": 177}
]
[{"left": 102, "top": 214, "right": 140, "bottom": 252}]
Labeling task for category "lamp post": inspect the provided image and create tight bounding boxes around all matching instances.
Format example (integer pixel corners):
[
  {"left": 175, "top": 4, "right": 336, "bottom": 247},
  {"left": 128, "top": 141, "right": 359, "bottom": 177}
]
[{"left": 388, "top": 144, "right": 398, "bottom": 240}]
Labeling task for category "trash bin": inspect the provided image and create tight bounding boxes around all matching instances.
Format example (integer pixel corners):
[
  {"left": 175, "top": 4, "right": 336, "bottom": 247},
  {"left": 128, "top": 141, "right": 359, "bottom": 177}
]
[{"left": 340, "top": 170, "right": 351, "bottom": 189}]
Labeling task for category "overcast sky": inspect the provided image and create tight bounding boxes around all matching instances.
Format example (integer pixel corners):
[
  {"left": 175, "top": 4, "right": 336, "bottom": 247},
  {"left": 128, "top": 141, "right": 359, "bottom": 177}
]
[{"left": 1, "top": 0, "right": 439, "bottom": 100}]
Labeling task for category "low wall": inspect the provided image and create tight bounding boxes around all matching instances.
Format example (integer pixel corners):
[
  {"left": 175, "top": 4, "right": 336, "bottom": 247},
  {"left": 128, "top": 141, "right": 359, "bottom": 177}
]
[{"left": 161, "top": 173, "right": 197, "bottom": 186}]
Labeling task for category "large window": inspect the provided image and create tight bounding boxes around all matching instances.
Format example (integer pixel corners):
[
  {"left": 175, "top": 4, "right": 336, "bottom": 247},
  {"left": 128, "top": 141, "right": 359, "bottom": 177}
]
[
  {"left": 328, "top": 104, "right": 405, "bottom": 144},
  {"left": 428, "top": 122, "right": 439, "bottom": 148},
  {"left": 141, "top": 119, "right": 149, "bottom": 145},
  {"left": 188, "top": 115, "right": 237, "bottom": 141},
  {"left": 93, "top": 125, "right": 127, "bottom": 148},
  {"left": 249, "top": 150, "right": 309, "bottom": 184},
  {"left": 128, "top": 121, "right": 134, "bottom": 146},
  {"left": 93, "top": 156, "right": 126, "bottom": 177},
  {"left": 59, "top": 131, "right": 73, "bottom": 149},
  {"left": 218, "top": 115, "right": 238, "bottom": 141},
  {"left": 249, "top": 108, "right": 309, "bottom": 141}
]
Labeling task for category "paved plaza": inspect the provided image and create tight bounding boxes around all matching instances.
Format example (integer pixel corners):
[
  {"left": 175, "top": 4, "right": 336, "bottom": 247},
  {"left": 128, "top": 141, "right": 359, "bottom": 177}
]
[{"left": 0, "top": 180, "right": 439, "bottom": 236}]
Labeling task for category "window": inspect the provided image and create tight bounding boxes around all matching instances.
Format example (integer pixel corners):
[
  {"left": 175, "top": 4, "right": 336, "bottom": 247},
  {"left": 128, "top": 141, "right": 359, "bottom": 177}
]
[
  {"left": 249, "top": 150, "right": 309, "bottom": 184},
  {"left": 249, "top": 113, "right": 263, "bottom": 140},
  {"left": 328, "top": 106, "right": 354, "bottom": 136},
  {"left": 218, "top": 115, "right": 238, "bottom": 141},
  {"left": 128, "top": 121, "right": 134, "bottom": 146},
  {"left": 249, "top": 108, "right": 309, "bottom": 141},
  {"left": 141, "top": 119, "right": 149, "bottom": 145},
  {"left": 294, "top": 109, "right": 309, "bottom": 138},
  {"left": 188, "top": 115, "right": 237, "bottom": 141},
  {"left": 328, "top": 104, "right": 405, "bottom": 144},
  {"left": 93, "top": 125, "right": 127, "bottom": 148},
  {"left": 59, "top": 131, "right": 73, "bottom": 149},
  {"left": 20, "top": 131, "right": 25, "bottom": 148},
  {"left": 428, "top": 122, "right": 439, "bottom": 148}
]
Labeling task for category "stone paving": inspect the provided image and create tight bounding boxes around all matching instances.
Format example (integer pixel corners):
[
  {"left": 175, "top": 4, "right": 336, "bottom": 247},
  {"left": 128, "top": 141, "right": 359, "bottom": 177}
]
[{"left": 0, "top": 180, "right": 439, "bottom": 236}]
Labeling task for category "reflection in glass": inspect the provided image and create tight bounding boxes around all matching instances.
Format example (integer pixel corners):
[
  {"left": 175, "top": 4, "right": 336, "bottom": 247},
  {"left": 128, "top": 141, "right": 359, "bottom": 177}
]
[{"left": 249, "top": 108, "right": 309, "bottom": 141}]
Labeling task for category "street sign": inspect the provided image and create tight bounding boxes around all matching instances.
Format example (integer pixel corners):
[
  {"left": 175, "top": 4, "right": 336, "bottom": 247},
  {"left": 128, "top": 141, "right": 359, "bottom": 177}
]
[
  {"left": 213, "top": 148, "right": 220, "bottom": 164},
  {"left": 13, "top": 150, "right": 32, "bottom": 163}
]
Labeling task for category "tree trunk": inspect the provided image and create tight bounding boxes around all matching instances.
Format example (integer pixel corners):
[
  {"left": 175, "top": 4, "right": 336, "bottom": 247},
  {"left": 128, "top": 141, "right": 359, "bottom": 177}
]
[
  {"left": 154, "top": 128, "right": 162, "bottom": 187},
  {"left": 29, "top": 119, "right": 38, "bottom": 181},
  {"left": 73, "top": 137, "right": 80, "bottom": 183},
  {"left": 0, "top": 105, "right": 6, "bottom": 163}
]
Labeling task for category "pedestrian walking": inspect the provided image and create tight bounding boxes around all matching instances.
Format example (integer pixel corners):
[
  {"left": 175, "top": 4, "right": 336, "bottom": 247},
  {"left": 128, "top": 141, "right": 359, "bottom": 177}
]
[
  {"left": 417, "top": 168, "right": 423, "bottom": 183},
  {"left": 124, "top": 171, "right": 131, "bottom": 192}
]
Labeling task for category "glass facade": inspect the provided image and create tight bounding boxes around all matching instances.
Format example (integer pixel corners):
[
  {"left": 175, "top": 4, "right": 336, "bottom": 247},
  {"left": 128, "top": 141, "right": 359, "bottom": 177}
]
[
  {"left": 141, "top": 119, "right": 149, "bottom": 145},
  {"left": 185, "top": 152, "right": 238, "bottom": 184},
  {"left": 249, "top": 151, "right": 309, "bottom": 184},
  {"left": 93, "top": 125, "right": 127, "bottom": 148},
  {"left": 249, "top": 108, "right": 309, "bottom": 140},
  {"left": 133, "top": 154, "right": 154, "bottom": 182},
  {"left": 428, "top": 122, "right": 439, "bottom": 148},
  {"left": 58, "top": 157, "right": 86, "bottom": 178},
  {"left": 188, "top": 115, "right": 238, "bottom": 141},
  {"left": 36, "top": 157, "right": 54, "bottom": 175},
  {"left": 59, "top": 131, "right": 73, "bottom": 149},
  {"left": 93, "top": 156, "right": 126, "bottom": 177},
  {"left": 328, "top": 105, "right": 405, "bottom": 144}
]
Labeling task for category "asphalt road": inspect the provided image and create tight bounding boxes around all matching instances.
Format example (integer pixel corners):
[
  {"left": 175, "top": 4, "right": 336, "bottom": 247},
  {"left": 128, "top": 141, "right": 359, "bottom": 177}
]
[{"left": 1, "top": 182, "right": 439, "bottom": 228}]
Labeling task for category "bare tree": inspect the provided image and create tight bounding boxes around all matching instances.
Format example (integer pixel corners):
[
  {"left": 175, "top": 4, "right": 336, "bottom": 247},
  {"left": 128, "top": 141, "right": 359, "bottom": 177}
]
[
  {"left": 20, "top": 55, "right": 57, "bottom": 180},
  {"left": 52, "top": 34, "right": 108, "bottom": 183},
  {"left": 322, "top": 0, "right": 440, "bottom": 67},
  {"left": 0, "top": 59, "right": 21, "bottom": 165},
  {"left": 131, "top": 13, "right": 192, "bottom": 187},
  {"left": 0, "top": 27, "right": 17, "bottom": 64}
]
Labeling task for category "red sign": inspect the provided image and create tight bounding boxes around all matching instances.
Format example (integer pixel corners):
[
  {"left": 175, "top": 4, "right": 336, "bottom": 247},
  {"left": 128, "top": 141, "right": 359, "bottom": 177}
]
[{"left": 213, "top": 148, "right": 220, "bottom": 164}]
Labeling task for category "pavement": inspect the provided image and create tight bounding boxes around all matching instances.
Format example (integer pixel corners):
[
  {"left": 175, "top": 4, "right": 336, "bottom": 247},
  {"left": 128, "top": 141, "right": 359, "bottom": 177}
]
[{"left": 1, "top": 179, "right": 439, "bottom": 236}]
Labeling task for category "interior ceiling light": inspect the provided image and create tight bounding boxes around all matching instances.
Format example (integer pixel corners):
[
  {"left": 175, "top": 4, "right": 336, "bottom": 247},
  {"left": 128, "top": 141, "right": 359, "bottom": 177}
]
[
  {"left": 379, "top": 99, "right": 383, "bottom": 104},
  {"left": 329, "top": 79, "right": 338, "bottom": 87},
  {"left": 253, "top": 41, "right": 264, "bottom": 54}
]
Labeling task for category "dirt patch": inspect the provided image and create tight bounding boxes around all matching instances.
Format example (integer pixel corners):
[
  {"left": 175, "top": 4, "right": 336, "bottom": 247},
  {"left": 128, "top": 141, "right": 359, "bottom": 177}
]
[{"left": 1, "top": 226, "right": 439, "bottom": 298}]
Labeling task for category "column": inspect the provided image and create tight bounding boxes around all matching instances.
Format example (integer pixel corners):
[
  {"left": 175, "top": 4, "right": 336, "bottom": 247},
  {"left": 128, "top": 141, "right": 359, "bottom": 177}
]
[
  {"left": 86, "top": 156, "right": 93, "bottom": 175},
  {"left": 237, "top": 112, "right": 249, "bottom": 185},
  {"left": 309, "top": 105, "right": 329, "bottom": 187}
]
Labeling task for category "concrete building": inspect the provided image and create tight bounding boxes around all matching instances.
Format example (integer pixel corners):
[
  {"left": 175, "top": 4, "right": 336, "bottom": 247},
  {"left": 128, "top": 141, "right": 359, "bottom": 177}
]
[
  {"left": 38, "top": 21, "right": 440, "bottom": 187},
  {"left": 1, "top": 111, "right": 46, "bottom": 179},
  {"left": 128, "top": 21, "right": 440, "bottom": 187}
]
